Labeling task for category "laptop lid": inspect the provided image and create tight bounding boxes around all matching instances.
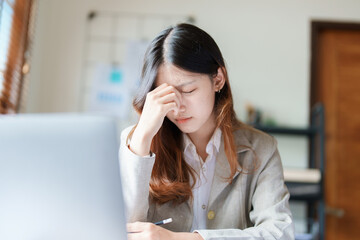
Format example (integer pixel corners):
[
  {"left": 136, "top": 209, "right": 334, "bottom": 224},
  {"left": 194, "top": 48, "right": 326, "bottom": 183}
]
[{"left": 0, "top": 114, "right": 127, "bottom": 240}]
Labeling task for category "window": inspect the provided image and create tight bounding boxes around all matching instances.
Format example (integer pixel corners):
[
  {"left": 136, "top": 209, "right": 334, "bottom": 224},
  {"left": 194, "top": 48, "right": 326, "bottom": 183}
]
[
  {"left": 0, "top": 0, "right": 33, "bottom": 114},
  {"left": 0, "top": 0, "right": 14, "bottom": 94}
]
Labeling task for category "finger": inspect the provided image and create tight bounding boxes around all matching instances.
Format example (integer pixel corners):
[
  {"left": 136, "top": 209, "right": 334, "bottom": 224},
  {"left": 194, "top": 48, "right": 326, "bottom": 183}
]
[
  {"left": 127, "top": 233, "right": 137, "bottom": 240},
  {"left": 171, "top": 89, "right": 182, "bottom": 114},
  {"left": 127, "top": 231, "right": 147, "bottom": 240},
  {"left": 156, "top": 86, "right": 182, "bottom": 107},
  {"left": 171, "top": 87, "right": 182, "bottom": 104},
  {"left": 156, "top": 85, "right": 181, "bottom": 99},
  {"left": 127, "top": 222, "right": 147, "bottom": 233},
  {"left": 127, "top": 232, "right": 142, "bottom": 240},
  {"left": 163, "top": 102, "right": 178, "bottom": 115},
  {"left": 159, "top": 92, "right": 180, "bottom": 110},
  {"left": 151, "top": 83, "right": 169, "bottom": 94}
]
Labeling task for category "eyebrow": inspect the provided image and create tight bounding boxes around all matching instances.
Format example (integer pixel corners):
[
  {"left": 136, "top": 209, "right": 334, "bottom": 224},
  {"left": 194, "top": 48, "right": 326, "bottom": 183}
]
[{"left": 175, "top": 80, "right": 197, "bottom": 88}]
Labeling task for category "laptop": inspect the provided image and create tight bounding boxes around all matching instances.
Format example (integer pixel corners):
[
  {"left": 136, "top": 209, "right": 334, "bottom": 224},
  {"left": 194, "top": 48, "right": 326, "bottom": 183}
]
[{"left": 0, "top": 113, "right": 127, "bottom": 240}]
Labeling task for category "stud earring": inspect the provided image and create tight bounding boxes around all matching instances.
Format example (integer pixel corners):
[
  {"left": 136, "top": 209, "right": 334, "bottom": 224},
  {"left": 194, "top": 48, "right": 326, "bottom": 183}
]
[{"left": 217, "top": 88, "right": 221, "bottom": 93}]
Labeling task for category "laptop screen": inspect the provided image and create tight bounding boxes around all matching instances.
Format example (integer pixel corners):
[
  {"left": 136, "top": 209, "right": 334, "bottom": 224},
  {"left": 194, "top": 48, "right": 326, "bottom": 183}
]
[{"left": 0, "top": 114, "right": 127, "bottom": 240}]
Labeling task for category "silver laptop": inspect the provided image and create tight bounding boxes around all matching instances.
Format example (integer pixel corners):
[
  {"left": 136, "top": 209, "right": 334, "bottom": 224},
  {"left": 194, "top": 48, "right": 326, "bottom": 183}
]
[{"left": 0, "top": 114, "right": 127, "bottom": 240}]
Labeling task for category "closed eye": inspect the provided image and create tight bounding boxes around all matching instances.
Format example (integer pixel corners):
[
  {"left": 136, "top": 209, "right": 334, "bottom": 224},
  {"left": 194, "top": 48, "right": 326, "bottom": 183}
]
[{"left": 182, "top": 89, "right": 196, "bottom": 94}]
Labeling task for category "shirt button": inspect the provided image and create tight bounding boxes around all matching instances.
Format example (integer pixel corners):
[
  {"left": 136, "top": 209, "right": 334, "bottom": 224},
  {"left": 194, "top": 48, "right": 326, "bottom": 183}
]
[
  {"left": 207, "top": 210, "right": 215, "bottom": 220},
  {"left": 202, "top": 204, "right": 206, "bottom": 210}
]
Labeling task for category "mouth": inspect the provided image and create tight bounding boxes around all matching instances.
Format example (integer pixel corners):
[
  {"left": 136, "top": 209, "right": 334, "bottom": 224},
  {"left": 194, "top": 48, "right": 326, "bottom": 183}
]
[{"left": 176, "top": 117, "right": 192, "bottom": 124}]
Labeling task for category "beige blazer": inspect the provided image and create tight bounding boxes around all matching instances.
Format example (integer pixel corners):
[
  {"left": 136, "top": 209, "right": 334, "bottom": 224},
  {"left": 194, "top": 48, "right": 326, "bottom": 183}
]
[{"left": 119, "top": 125, "right": 295, "bottom": 240}]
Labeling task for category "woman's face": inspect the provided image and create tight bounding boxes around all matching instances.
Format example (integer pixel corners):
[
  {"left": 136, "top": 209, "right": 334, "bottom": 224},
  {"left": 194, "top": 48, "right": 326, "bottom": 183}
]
[{"left": 156, "top": 64, "right": 218, "bottom": 135}]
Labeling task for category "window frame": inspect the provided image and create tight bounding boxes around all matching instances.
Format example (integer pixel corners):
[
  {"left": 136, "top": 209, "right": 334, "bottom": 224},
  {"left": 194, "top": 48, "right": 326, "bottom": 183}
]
[{"left": 0, "top": 0, "right": 33, "bottom": 114}]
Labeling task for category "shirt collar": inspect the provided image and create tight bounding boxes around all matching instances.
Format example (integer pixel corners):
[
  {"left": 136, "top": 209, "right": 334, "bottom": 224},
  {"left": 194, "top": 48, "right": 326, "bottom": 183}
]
[{"left": 183, "top": 128, "right": 222, "bottom": 157}]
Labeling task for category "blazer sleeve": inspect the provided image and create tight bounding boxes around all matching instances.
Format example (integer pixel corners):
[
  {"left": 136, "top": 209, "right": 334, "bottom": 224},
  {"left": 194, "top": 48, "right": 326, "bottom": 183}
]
[
  {"left": 119, "top": 126, "right": 155, "bottom": 223},
  {"left": 196, "top": 137, "right": 295, "bottom": 240}
]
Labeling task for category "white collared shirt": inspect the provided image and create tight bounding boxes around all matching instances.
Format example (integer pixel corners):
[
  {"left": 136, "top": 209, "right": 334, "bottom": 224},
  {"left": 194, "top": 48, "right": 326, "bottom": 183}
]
[{"left": 183, "top": 128, "right": 222, "bottom": 232}]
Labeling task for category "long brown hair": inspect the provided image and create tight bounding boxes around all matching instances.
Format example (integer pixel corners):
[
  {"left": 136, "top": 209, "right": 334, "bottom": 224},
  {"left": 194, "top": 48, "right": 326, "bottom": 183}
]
[{"left": 128, "top": 23, "right": 253, "bottom": 205}]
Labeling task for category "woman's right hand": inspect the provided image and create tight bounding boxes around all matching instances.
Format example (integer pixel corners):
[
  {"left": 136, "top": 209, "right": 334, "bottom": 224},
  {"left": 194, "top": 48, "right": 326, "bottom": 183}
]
[{"left": 129, "top": 83, "right": 182, "bottom": 156}]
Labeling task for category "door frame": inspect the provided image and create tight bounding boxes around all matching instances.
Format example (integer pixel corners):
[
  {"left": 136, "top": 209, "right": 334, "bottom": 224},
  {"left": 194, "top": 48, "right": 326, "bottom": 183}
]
[{"left": 309, "top": 20, "right": 360, "bottom": 240}]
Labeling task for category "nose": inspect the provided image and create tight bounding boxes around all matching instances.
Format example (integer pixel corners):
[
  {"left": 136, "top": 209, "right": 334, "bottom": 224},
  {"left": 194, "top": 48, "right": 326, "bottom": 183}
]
[
  {"left": 178, "top": 105, "right": 185, "bottom": 113},
  {"left": 177, "top": 100, "right": 186, "bottom": 114}
]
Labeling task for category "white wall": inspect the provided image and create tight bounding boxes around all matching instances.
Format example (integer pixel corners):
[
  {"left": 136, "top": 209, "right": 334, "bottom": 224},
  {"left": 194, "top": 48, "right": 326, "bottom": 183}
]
[
  {"left": 26, "top": 0, "right": 360, "bottom": 168},
  {"left": 27, "top": 0, "right": 360, "bottom": 124}
]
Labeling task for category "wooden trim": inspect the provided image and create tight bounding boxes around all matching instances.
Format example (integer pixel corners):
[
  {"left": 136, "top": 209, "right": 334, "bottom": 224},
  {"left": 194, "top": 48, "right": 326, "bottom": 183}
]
[
  {"left": 15, "top": 0, "right": 33, "bottom": 112},
  {"left": 0, "top": 0, "right": 33, "bottom": 114}
]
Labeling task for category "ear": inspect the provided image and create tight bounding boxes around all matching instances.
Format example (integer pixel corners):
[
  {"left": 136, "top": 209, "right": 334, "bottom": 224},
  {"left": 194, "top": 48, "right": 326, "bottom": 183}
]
[{"left": 213, "top": 67, "right": 226, "bottom": 92}]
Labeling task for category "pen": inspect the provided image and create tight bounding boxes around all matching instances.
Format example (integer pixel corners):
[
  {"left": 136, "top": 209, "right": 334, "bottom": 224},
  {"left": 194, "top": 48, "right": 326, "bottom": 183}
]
[
  {"left": 127, "top": 218, "right": 173, "bottom": 233},
  {"left": 154, "top": 218, "right": 173, "bottom": 225}
]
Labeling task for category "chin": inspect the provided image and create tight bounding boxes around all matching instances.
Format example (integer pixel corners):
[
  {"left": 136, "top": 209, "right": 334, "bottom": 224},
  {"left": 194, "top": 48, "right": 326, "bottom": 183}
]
[{"left": 175, "top": 124, "right": 199, "bottom": 134}]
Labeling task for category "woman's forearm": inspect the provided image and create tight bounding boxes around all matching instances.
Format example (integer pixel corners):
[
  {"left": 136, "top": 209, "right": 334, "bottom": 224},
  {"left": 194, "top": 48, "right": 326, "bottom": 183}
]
[{"left": 129, "top": 125, "right": 153, "bottom": 156}]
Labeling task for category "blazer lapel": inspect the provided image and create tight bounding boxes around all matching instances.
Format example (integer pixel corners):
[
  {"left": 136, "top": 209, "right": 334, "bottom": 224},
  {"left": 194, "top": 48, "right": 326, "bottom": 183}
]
[{"left": 208, "top": 129, "right": 251, "bottom": 208}]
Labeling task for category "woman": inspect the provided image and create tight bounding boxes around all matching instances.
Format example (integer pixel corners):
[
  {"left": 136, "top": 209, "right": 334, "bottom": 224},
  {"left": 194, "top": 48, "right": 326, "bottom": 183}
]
[{"left": 119, "top": 23, "right": 294, "bottom": 240}]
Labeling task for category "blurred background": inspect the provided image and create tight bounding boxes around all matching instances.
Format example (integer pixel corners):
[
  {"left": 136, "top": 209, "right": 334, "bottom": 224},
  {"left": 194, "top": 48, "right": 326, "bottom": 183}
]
[{"left": 1, "top": 0, "right": 359, "bottom": 239}]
